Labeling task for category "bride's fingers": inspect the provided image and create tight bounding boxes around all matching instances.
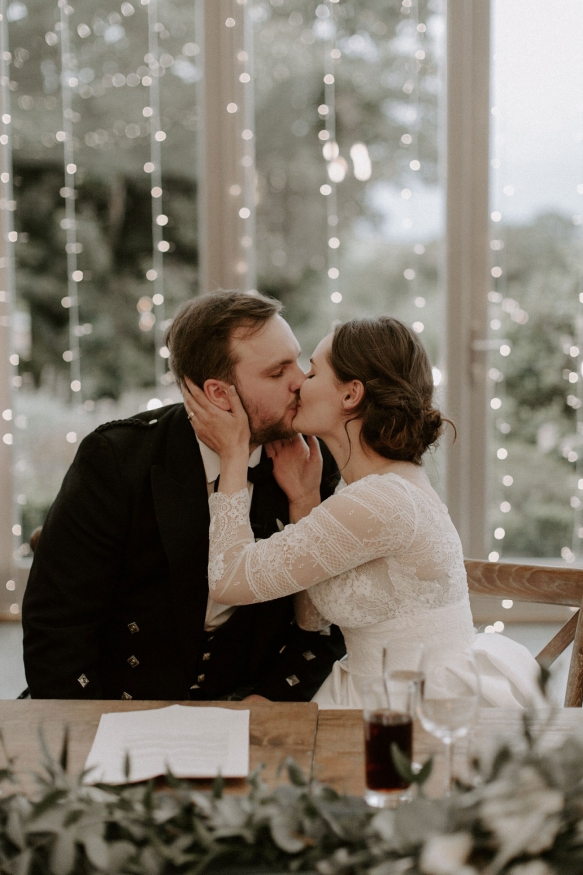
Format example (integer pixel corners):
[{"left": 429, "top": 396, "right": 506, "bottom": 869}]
[
  {"left": 306, "top": 435, "right": 321, "bottom": 457},
  {"left": 185, "top": 379, "right": 216, "bottom": 411},
  {"left": 227, "top": 385, "right": 248, "bottom": 418}
]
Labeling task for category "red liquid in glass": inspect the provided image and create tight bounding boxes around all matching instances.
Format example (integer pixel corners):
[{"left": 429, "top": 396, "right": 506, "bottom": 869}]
[{"left": 365, "top": 710, "right": 413, "bottom": 791}]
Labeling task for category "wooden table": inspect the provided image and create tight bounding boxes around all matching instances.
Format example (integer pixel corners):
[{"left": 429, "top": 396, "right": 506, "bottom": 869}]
[
  {"left": 314, "top": 707, "right": 583, "bottom": 797},
  {"left": 1, "top": 700, "right": 583, "bottom": 798},
  {"left": 0, "top": 700, "right": 318, "bottom": 795}
]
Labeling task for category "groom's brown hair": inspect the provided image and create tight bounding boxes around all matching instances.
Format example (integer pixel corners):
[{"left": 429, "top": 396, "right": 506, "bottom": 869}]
[{"left": 165, "top": 290, "right": 282, "bottom": 388}]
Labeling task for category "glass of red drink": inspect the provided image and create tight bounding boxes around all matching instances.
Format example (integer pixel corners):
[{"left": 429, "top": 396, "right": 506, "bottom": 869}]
[{"left": 362, "top": 676, "right": 414, "bottom": 808}]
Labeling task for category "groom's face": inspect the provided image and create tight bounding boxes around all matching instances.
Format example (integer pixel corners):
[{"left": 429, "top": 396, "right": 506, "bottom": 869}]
[{"left": 231, "top": 315, "right": 305, "bottom": 445}]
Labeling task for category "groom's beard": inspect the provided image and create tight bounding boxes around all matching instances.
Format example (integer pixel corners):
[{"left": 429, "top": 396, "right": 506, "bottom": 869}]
[{"left": 237, "top": 387, "right": 298, "bottom": 445}]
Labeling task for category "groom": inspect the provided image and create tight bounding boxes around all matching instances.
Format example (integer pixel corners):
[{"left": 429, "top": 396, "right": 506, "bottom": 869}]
[{"left": 22, "top": 291, "right": 344, "bottom": 701}]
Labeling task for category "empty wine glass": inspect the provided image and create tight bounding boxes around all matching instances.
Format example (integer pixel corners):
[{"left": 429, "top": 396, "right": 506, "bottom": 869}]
[
  {"left": 383, "top": 641, "right": 426, "bottom": 716},
  {"left": 417, "top": 648, "right": 480, "bottom": 794}
]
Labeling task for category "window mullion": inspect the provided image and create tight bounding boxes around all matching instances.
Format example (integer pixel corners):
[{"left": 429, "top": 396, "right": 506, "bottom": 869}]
[
  {"left": 196, "top": 0, "right": 256, "bottom": 295},
  {"left": 445, "top": 0, "right": 491, "bottom": 558}
]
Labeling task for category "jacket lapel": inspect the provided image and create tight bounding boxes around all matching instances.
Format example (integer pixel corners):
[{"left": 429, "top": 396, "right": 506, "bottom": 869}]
[{"left": 151, "top": 407, "right": 209, "bottom": 672}]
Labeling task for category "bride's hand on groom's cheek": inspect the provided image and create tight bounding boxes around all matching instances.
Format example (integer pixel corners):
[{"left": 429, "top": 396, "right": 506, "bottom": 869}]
[
  {"left": 183, "top": 377, "right": 251, "bottom": 456},
  {"left": 265, "top": 435, "right": 323, "bottom": 506}
]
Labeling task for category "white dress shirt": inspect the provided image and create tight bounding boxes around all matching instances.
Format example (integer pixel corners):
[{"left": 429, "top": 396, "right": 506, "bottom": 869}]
[{"left": 197, "top": 436, "right": 263, "bottom": 631}]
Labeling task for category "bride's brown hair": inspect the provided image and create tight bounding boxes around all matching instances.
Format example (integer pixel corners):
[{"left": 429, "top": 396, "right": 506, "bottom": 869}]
[{"left": 328, "top": 316, "right": 453, "bottom": 465}]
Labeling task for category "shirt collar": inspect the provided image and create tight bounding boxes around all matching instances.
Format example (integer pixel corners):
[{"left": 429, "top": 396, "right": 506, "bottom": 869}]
[{"left": 196, "top": 436, "right": 263, "bottom": 484}]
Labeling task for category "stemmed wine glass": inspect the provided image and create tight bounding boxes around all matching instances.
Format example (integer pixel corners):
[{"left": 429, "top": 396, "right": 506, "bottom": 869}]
[
  {"left": 382, "top": 641, "right": 426, "bottom": 715},
  {"left": 417, "top": 648, "right": 480, "bottom": 794}
]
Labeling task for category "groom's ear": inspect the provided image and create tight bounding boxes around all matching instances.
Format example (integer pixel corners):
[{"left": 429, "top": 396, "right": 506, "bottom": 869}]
[
  {"left": 203, "top": 379, "right": 232, "bottom": 410},
  {"left": 341, "top": 380, "right": 365, "bottom": 413}
]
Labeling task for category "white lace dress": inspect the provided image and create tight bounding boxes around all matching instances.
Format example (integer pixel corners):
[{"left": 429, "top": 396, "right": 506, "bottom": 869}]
[{"left": 207, "top": 473, "right": 542, "bottom": 709}]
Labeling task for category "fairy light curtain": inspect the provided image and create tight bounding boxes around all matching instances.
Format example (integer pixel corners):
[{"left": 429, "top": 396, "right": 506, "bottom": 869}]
[
  {"left": 1, "top": 0, "right": 198, "bottom": 613},
  {"left": 1, "top": 0, "right": 445, "bottom": 612},
  {"left": 487, "top": 1, "right": 583, "bottom": 571}
]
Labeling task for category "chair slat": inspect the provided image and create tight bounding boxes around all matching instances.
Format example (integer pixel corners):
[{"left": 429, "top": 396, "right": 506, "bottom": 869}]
[
  {"left": 536, "top": 611, "right": 578, "bottom": 669},
  {"left": 465, "top": 559, "right": 583, "bottom": 606},
  {"left": 565, "top": 600, "right": 583, "bottom": 707}
]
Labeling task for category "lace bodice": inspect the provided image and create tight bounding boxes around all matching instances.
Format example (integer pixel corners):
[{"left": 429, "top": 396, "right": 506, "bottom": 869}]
[{"left": 207, "top": 473, "right": 469, "bottom": 629}]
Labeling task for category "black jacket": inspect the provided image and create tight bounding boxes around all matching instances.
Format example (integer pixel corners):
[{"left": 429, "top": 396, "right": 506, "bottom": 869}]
[{"left": 22, "top": 403, "right": 344, "bottom": 701}]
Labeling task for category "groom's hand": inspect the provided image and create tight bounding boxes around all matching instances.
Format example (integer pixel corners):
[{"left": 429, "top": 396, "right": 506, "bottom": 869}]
[{"left": 265, "top": 435, "right": 322, "bottom": 519}]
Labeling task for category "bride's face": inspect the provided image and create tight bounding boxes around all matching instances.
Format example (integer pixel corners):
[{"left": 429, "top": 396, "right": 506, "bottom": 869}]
[{"left": 292, "top": 335, "right": 345, "bottom": 436}]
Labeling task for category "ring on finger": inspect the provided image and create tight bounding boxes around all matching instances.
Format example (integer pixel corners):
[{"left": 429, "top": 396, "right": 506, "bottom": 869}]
[{"left": 187, "top": 411, "right": 195, "bottom": 421}]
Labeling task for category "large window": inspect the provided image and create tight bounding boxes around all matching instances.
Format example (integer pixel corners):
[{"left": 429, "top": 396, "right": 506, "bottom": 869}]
[
  {"left": 487, "top": 0, "right": 583, "bottom": 561},
  {"left": 3, "top": 0, "right": 582, "bottom": 621}
]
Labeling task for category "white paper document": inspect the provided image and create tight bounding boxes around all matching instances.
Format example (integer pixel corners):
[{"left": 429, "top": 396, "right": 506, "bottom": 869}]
[{"left": 84, "top": 705, "right": 250, "bottom": 784}]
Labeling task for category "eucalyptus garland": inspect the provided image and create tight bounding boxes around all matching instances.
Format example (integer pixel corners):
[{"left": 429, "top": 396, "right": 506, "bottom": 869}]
[{"left": 1, "top": 707, "right": 583, "bottom": 875}]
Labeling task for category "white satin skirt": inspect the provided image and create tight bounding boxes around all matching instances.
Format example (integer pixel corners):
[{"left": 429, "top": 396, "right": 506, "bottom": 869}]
[{"left": 313, "top": 601, "right": 544, "bottom": 710}]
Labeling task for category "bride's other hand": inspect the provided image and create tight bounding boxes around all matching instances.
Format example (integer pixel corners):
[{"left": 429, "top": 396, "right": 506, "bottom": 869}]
[
  {"left": 183, "top": 377, "right": 250, "bottom": 458},
  {"left": 265, "top": 435, "right": 322, "bottom": 516}
]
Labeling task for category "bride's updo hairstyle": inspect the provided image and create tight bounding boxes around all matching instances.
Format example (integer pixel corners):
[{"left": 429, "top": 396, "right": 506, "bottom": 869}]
[{"left": 329, "top": 316, "right": 449, "bottom": 465}]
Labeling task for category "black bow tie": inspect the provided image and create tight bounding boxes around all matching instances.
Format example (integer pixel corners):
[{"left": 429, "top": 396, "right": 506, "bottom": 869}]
[
  {"left": 214, "top": 452, "right": 274, "bottom": 491},
  {"left": 246, "top": 453, "right": 274, "bottom": 485}
]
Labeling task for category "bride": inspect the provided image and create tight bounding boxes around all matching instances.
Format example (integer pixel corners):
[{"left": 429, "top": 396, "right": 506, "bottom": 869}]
[{"left": 183, "top": 315, "right": 542, "bottom": 708}]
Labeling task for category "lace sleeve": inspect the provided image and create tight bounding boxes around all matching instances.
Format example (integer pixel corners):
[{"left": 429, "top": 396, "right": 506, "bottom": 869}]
[
  {"left": 207, "top": 476, "right": 417, "bottom": 605},
  {"left": 294, "top": 590, "right": 330, "bottom": 632}
]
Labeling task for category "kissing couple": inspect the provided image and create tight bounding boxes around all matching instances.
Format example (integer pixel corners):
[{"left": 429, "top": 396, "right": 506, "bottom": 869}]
[{"left": 24, "top": 290, "right": 541, "bottom": 707}]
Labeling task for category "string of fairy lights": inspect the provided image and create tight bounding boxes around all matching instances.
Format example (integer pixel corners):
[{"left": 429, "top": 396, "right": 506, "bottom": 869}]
[
  {"left": 318, "top": 0, "right": 428, "bottom": 323},
  {"left": 0, "top": 0, "right": 22, "bottom": 613},
  {"left": 59, "top": 0, "right": 83, "bottom": 402},
  {"left": 486, "top": 95, "right": 531, "bottom": 571},
  {"left": 318, "top": 0, "right": 341, "bottom": 304},
  {"left": 487, "top": 83, "right": 583, "bottom": 569},
  {"left": 399, "top": 0, "right": 429, "bottom": 338},
  {"left": 144, "top": 0, "right": 167, "bottom": 390}
]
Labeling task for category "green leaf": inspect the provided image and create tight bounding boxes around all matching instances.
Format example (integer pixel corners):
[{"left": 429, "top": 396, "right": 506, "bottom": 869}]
[
  {"left": 6, "top": 809, "right": 25, "bottom": 850},
  {"left": 390, "top": 744, "right": 415, "bottom": 784},
  {"left": 59, "top": 727, "right": 69, "bottom": 774},
  {"left": 212, "top": 773, "right": 224, "bottom": 799},
  {"left": 11, "top": 848, "right": 33, "bottom": 875},
  {"left": 488, "top": 744, "right": 513, "bottom": 780},
  {"left": 50, "top": 829, "right": 76, "bottom": 875},
  {"left": 0, "top": 728, "right": 15, "bottom": 772},
  {"left": 538, "top": 664, "right": 551, "bottom": 696},
  {"left": 284, "top": 758, "right": 307, "bottom": 787},
  {"left": 270, "top": 814, "right": 308, "bottom": 854},
  {"left": 30, "top": 789, "right": 68, "bottom": 821},
  {"left": 123, "top": 752, "right": 131, "bottom": 782},
  {"left": 105, "top": 840, "right": 136, "bottom": 873},
  {"left": 416, "top": 758, "right": 433, "bottom": 785},
  {"left": 81, "top": 833, "right": 109, "bottom": 870}
]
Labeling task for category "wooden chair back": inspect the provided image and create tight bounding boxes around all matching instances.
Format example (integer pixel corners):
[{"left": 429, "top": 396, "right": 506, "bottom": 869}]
[{"left": 465, "top": 559, "right": 583, "bottom": 707}]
